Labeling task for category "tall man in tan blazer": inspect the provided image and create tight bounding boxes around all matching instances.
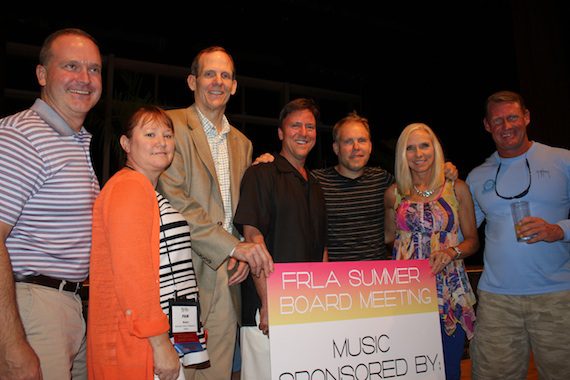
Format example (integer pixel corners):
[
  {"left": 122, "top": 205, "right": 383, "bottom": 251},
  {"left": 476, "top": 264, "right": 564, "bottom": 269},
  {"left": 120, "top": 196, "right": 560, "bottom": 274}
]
[{"left": 158, "top": 46, "right": 273, "bottom": 380}]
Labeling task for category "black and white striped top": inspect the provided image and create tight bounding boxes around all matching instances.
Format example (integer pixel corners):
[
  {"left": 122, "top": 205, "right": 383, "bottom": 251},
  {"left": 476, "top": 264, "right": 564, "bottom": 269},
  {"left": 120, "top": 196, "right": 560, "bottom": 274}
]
[
  {"left": 157, "top": 192, "right": 209, "bottom": 366},
  {"left": 157, "top": 192, "right": 199, "bottom": 312}
]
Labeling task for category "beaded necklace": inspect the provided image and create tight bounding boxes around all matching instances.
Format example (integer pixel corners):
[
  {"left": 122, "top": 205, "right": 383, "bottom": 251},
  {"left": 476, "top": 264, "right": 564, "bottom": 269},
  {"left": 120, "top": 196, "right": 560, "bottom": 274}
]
[{"left": 413, "top": 185, "right": 435, "bottom": 198}]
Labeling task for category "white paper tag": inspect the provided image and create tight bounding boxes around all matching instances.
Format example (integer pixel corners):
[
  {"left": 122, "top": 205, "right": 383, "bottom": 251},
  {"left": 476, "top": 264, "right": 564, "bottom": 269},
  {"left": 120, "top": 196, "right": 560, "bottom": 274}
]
[{"left": 171, "top": 304, "right": 198, "bottom": 333}]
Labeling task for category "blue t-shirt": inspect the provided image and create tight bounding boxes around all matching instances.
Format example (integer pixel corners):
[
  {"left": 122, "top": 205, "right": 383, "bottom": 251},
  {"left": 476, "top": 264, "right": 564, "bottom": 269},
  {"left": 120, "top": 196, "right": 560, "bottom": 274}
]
[{"left": 466, "top": 142, "right": 570, "bottom": 295}]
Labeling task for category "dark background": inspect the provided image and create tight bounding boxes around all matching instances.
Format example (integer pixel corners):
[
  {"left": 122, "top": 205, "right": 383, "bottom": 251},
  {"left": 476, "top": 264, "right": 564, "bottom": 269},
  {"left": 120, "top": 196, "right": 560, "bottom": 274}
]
[{"left": 3, "top": 1, "right": 569, "bottom": 175}]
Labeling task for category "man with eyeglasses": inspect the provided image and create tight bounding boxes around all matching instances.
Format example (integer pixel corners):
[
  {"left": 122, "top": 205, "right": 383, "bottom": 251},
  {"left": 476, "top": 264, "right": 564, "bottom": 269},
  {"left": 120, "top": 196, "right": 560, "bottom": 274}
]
[{"left": 466, "top": 90, "right": 570, "bottom": 379}]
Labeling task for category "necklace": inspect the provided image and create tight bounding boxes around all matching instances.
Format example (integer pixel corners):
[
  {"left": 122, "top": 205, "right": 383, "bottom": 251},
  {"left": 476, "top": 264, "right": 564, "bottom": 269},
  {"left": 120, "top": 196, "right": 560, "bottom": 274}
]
[{"left": 414, "top": 185, "right": 435, "bottom": 198}]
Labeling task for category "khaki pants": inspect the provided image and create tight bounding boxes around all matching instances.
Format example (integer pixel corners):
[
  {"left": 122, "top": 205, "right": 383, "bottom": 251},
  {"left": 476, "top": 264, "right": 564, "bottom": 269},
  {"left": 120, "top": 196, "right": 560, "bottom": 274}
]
[
  {"left": 184, "top": 267, "right": 236, "bottom": 380},
  {"left": 16, "top": 282, "right": 87, "bottom": 380}
]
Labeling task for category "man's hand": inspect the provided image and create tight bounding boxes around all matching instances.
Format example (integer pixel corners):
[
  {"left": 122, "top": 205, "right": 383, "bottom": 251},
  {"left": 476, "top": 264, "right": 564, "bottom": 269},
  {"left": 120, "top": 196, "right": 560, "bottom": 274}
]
[
  {"left": 227, "top": 258, "right": 250, "bottom": 286},
  {"left": 519, "top": 216, "right": 564, "bottom": 243},
  {"left": 0, "top": 222, "right": 42, "bottom": 380},
  {"left": 252, "top": 153, "right": 275, "bottom": 166},
  {"left": 444, "top": 161, "right": 458, "bottom": 181},
  {"left": 0, "top": 340, "right": 43, "bottom": 380},
  {"left": 232, "top": 241, "right": 274, "bottom": 277},
  {"left": 259, "top": 305, "right": 269, "bottom": 337}
]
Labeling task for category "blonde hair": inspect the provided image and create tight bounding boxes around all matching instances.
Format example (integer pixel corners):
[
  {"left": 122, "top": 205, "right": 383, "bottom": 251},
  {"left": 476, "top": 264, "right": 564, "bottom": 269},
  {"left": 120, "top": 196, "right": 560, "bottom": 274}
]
[{"left": 394, "top": 123, "right": 445, "bottom": 196}]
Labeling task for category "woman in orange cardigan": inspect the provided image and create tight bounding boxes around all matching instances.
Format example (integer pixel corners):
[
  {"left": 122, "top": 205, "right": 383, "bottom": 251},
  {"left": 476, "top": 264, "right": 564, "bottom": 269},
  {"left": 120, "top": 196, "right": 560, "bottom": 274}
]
[{"left": 88, "top": 106, "right": 208, "bottom": 380}]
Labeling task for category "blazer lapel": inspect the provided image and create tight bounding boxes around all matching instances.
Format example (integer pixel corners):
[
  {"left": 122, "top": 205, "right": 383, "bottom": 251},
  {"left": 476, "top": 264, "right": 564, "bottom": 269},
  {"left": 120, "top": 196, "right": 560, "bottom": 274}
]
[{"left": 186, "top": 106, "right": 220, "bottom": 188}]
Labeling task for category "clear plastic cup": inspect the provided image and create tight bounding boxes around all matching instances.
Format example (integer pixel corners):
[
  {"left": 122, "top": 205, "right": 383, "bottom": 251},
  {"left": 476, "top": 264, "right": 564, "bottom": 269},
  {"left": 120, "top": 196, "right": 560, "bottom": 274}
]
[{"left": 511, "top": 201, "right": 531, "bottom": 242}]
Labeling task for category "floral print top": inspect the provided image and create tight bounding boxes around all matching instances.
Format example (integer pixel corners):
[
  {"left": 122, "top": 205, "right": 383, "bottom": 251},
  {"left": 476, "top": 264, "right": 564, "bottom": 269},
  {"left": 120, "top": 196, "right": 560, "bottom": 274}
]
[{"left": 393, "top": 180, "right": 476, "bottom": 338}]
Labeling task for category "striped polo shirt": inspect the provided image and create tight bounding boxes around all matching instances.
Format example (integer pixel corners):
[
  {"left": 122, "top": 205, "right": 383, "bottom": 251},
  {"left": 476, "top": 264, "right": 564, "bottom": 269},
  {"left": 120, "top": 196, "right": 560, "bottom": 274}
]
[
  {"left": 0, "top": 99, "right": 99, "bottom": 281},
  {"left": 311, "top": 166, "right": 394, "bottom": 261}
]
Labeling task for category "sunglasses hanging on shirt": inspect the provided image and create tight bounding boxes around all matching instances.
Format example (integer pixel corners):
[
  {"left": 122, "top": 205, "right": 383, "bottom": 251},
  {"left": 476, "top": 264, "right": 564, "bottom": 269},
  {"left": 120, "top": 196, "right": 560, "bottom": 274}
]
[{"left": 494, "top": 158, "right": 531, "bottom": 200}]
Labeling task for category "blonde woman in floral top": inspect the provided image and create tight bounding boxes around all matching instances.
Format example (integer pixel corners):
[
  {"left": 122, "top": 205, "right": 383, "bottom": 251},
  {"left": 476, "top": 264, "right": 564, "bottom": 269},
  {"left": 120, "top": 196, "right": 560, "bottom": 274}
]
[{"left": 385, "top": 123, "right": 479, "bottom": 380}]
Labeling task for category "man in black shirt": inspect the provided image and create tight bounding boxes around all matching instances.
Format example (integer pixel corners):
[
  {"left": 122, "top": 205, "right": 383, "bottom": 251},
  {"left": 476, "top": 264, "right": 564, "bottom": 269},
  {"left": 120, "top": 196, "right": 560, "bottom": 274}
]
[{"left": 234, "top": 98, "right": 327, "bottom": 379}]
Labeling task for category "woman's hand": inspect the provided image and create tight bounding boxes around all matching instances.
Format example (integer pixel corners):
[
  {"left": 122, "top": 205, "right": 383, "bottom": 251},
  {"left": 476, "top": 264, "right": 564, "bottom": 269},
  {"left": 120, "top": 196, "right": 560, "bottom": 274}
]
[
  {"left": 149, "top": 333, "right": 180, "bottom": 380},
  {"left": 429, "top": 249, "right": 454, "bottom": 274}
]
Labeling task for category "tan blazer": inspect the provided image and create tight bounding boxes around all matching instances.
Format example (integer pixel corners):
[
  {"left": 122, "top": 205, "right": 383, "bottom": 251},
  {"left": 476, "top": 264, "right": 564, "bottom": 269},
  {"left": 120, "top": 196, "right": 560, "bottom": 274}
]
[{"left": 158, "top": 104, "right": 252, "bottom": 323}]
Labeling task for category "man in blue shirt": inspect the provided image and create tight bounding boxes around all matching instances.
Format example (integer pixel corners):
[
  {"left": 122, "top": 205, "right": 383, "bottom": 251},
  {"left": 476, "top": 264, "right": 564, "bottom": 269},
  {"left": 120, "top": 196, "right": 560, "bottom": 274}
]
[{"left": 466, "top": 90, "right": 570, "bottom": 379}]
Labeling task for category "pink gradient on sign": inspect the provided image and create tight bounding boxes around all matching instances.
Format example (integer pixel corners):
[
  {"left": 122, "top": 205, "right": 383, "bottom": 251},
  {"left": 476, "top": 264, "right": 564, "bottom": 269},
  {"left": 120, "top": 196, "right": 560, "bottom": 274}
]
[{"left": 267, "top": 260, "right": 437, "bottom": 325}]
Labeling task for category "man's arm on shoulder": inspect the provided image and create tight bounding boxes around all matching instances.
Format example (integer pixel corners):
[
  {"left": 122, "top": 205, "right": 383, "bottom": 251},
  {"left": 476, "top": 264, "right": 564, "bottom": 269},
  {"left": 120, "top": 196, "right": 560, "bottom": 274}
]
[
  {"left": 0, "top": 221, "right": 42, "bottom": 380},
  {"left": 444, "top": 161, "right": 458, "bottom": 181},
  {"left": 252, "top": 152, "right": 274, "bottom": 166}
]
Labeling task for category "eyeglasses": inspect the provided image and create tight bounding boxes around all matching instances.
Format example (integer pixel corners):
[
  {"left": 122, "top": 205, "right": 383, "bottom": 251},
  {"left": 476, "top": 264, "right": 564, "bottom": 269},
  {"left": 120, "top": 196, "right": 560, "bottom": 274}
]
[{"left": 494, "top": 158, "right": 531, "bottom": 200}]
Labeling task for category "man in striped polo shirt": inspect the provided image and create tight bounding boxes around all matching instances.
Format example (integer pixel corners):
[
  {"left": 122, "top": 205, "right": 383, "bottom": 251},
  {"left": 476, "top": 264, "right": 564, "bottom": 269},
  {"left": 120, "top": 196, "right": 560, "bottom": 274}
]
[{"left": 0, "top": 28, "right": 102, "bottom": 380}]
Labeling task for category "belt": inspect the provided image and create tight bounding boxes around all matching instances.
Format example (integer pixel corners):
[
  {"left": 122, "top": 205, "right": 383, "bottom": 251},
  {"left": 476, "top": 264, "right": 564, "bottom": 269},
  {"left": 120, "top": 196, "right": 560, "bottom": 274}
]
[{"left": 15, "top": 274, "right": 83, "bottom": 294}]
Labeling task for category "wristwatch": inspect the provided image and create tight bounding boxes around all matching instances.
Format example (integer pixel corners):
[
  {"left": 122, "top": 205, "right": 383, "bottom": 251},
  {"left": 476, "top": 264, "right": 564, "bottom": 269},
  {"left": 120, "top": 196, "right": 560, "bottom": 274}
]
[{"left": 452, "top": 246, "right": 462, "bottom": 260}]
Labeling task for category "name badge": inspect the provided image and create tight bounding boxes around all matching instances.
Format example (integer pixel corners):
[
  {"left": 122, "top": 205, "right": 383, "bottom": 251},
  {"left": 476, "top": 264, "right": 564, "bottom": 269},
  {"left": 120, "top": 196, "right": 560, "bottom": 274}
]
[{"left": 169, "top": 299, "right": 199, "bottom": 334}]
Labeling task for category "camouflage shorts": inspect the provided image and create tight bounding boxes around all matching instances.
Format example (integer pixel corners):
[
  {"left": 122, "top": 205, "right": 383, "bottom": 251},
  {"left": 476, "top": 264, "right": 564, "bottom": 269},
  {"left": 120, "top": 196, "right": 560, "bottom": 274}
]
[{"left": 470, "top": 289, "right": 570, "bottom": 380}]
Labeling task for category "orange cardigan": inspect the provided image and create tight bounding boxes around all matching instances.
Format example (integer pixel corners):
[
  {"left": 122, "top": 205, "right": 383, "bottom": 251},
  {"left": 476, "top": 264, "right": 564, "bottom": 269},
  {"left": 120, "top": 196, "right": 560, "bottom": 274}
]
[{"left": 87, "top": 169, "right": 170, "bottom": 380}]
